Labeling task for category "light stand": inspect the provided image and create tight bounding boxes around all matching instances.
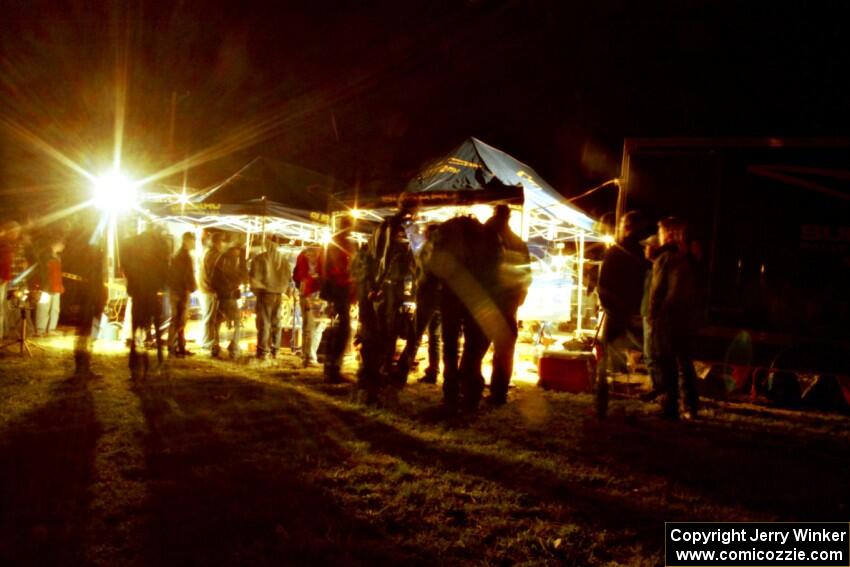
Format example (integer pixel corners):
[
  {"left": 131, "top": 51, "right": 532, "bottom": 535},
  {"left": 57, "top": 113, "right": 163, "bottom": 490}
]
[{"left": 1, "top": 290, "right": 44, "bottom": 357}]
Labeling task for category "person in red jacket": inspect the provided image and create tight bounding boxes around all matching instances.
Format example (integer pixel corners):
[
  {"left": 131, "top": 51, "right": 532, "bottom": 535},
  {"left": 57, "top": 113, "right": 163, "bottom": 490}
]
[
  {"left": 292, "top": 246, "right": 325, "bottom": 367},
  {"left": 35, "top": 235, "right": 66, "bottom": 336}
]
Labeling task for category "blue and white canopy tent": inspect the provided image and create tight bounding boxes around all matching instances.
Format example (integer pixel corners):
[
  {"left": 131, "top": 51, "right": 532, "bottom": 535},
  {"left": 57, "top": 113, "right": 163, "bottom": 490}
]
[
  {"left": 340, "top": 137, "right": 604, "bottom": 334},
  {"left": 405, "top": 137, "right": 599, "bottom": 243}
]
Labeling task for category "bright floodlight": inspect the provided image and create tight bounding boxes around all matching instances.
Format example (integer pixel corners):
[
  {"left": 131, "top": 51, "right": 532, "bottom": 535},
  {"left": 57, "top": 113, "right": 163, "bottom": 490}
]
[{"left": 92, "top": 172, "right": 137, "bottom": 212}]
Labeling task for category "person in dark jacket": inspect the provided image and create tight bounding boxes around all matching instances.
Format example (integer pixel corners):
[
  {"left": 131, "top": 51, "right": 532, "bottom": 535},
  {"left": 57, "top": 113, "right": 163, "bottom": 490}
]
[
  {"left": 250, "top": 236, "right": 291, "bottom": 360},
  {"left": 199, "top": 232, "right": 225, "bottom": 354},
  {"left": 649, "top": 217, "right": 704, "bottom": 420},
  {"left": 64, "top": 211, "right": 106, "bottom": 378},
  {"left": 639, "top": 234, "right": 663, "bottom": 400},
  {"left": 212, "top": 241, "right": 246, "bottom": 358},
  {"left": 595, "top": 211, "right": 651, "bottom": 417},
  {"left": 352, "top": 242, "right": 382, "bottom": 401},
  {"left": 398, "top": 223, "right": 441, "bottom": 385},
  {"left": 123, "top": 226, "right": 171, "bottom": 374},
  {"left": 168, "top": 231, "right": 197, "bottom": 357},
  {"left": 370, "top": 203, "right": 415, "bottom": 377}
]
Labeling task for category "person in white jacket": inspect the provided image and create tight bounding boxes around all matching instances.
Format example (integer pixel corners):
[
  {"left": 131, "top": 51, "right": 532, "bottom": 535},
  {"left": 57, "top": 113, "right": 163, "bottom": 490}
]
[{"left": 250, "top": 236, "right": 291, "bottom": 360}]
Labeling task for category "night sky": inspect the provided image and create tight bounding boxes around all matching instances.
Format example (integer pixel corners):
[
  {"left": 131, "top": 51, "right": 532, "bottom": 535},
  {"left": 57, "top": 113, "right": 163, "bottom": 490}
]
[{"left": 2, "top": 0, "right": 849, "bottom": 211}]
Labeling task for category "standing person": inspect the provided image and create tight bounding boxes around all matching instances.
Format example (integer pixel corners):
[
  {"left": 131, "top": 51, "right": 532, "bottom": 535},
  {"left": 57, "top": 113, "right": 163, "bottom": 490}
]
[
  {"left": 322, "top": 217, "right": 354, "bottom": 383},
  {"left": 168, "top": 231, "right": 197, "bottom": 357},
  {"left": 351, "top": 242, "right": 382, "bottom": 401},
  {"left": 2, "top": 221, "right": 33, "bottom": 338},
  {"left": 639, "top": 234, "right": 663, "bottom": 400},
  {"left": 484, "top": 205, "right": 532, "bottom": 405},
  {"left": 123, "top": 226, "right": 171, "bottom": 374},
  {"left": 0, "top": 221, "right": 23, "bottom": 339},
  {"left": 649, "top": 217, "right": 704, "bottom": 420},
  {"left": 211, "top": 240, "right": 246, "bottom": 359},
  {"left": 595, "top": 211, "right": 651, "bottom": 417},
  {"left": 35, "top": 235, "right": 66, "bottom": 336},
  {"left": 397, "top": 223, "right": 441, "bottom": 385},
  {"left": 65, "top": 211, "right": 106, "bottom": 377},
  {"left": 370, "top": 200, "right": 416, "bottom": 377},
  {"left": 249, "top": 235, "right": 291, "bottom": 360},
  {"left": 199, "top": 232, "right": 225, "bottom": 356},
  {"left": 293, "top": 245, "right": 325, "bottom": 367}
]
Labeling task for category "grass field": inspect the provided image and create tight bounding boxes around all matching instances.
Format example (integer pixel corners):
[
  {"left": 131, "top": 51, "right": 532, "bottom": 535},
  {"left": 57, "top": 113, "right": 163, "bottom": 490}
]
[{"left": 2, "top": 339, "right": 849, "bottom": 566}]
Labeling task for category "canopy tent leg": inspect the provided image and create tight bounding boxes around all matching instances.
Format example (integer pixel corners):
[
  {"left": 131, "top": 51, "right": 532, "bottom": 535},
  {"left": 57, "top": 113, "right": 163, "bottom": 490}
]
[{"left": 576, "top": 231, "right": 585, "bottom": 337}]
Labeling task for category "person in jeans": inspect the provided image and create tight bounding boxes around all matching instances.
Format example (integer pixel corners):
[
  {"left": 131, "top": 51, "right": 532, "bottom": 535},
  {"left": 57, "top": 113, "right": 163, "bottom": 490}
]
[
  {"left": 250, "top": 236, "right": 291, "bottom": 360},
  {"left": 168, "top": 231, "right": 197, "bottom": 357},
  {"left": 199, "top": 232, "right": 225, "bottom": 355},
  {"left": 639, "top": 234, "right": 663, "bottom": 401},
  {"left": 595, "top": 211, "right": 650, "bottom": 417},
  {"left": 35, "top": 235, "right": 65, "bottom": 336},
  {"left": 212, "top": 241, "right": 246, "bottom": 359}
]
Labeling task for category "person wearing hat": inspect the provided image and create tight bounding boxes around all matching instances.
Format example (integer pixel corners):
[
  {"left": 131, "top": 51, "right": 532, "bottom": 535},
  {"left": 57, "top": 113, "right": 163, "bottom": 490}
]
[{"left": 596, "top": 210, "right": 651, "bottom": 417}]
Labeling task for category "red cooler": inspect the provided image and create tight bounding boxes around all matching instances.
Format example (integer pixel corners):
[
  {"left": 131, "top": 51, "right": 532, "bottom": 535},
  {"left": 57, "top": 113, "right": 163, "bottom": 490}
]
[{"left": 538, "top": 351, "right": 596, "bottom": 393}]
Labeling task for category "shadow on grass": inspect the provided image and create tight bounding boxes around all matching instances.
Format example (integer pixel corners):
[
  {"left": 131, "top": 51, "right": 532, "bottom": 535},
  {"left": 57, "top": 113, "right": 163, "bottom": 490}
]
[
  {"left": 271, "top": 374, "right": 674, "bottom": 551},
  {"left": 288, "top": 376, "right": 850, "bottom": 540},
  {"left": 129, "top": 374, "right": 433, "bottom": 566},
  {"left": 290, "top": 386, "right": 670, "bottom": 542},
  {"left": 575, "top": 409, "right": 850, "bottom": 521},
  {"left": 0, "top": 375, "right": 100, "bottom": 565}
]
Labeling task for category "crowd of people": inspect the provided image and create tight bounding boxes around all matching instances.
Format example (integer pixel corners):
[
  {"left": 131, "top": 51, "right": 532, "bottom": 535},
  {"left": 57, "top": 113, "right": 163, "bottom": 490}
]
[
  {"left": 99, "top": 199, "right": 534, "bottom": 409},
  {"left": 118, "top": 222, "right": 353, "bottom": 384},
  {"left": 3, "top": 201, "right": 707, "bottom": 418}
]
